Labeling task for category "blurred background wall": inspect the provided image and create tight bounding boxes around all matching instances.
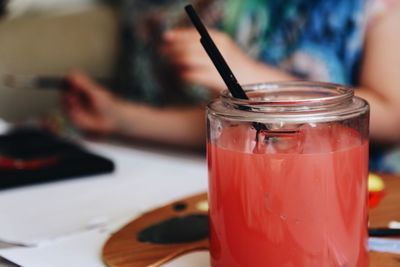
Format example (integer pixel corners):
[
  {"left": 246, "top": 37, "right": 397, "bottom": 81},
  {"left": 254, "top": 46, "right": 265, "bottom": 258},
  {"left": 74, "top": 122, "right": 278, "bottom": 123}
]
[
  {"left": 5, "top": 0, "right": 98, "bottom": 18},
  {"left": 0, "top": 0, "right": 118, "bottom": 122}
]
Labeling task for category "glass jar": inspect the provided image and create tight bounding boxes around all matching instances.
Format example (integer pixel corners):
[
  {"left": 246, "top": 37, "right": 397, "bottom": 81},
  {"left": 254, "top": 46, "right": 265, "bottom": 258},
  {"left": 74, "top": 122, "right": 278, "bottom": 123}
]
[{"left": 207, "top": 81, "right": 369, "bottom": 267}]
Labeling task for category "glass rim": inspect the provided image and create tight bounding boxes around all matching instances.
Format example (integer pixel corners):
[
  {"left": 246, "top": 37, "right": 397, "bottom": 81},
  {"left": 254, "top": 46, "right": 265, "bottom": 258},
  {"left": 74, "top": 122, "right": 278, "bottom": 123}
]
[
  {"left": 220, "top": 81, "right": 354, "bottom": 108},
  {"left": 209, "top": 81, "right": 369, "bottom": 123}
]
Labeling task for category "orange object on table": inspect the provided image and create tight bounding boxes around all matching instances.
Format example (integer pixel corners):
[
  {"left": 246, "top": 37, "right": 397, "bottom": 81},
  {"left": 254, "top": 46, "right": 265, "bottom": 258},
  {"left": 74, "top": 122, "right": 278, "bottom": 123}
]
[{"left": 368, "top": 173, "right": 386, "bottom": 208}]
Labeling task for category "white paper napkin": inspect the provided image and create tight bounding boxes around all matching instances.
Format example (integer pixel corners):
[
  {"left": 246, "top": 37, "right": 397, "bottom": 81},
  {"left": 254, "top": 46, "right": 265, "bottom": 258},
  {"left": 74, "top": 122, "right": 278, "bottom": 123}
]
[{"left": 0, "top": 142, "right": 207, "bottom": 245}]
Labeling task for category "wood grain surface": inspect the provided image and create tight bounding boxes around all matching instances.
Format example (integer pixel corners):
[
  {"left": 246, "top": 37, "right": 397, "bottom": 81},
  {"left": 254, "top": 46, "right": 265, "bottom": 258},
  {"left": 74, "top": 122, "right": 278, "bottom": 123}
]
[
  {"left": 103, "top": 193, "right": 209, "bottom": 267},
  {"left": 369, "top": 174, "right": 400, "bottom": 266},
  {"left": 103, "top": 174, "right": 400, "bottom": 267}
]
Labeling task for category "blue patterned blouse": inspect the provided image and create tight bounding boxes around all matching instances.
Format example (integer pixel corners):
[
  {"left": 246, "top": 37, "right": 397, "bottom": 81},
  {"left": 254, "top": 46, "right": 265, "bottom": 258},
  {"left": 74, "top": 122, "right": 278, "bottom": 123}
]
[
  {"left": 220, "top": 0, "right": 367, "bottom": 85},
  {"left": 117, "top": 0, "right": 399, "bottom": 172},
  {"left": 116, "top": 0, "right": 375, "bottom": 103}
]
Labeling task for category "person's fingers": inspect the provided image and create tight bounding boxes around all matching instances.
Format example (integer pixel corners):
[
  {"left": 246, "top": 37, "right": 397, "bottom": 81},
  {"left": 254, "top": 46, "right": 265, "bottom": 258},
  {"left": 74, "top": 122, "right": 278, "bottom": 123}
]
[
  {"left": 63, "top": 93, "right": 82, "bottom": 122},
  {"left": 69, "top": 92, "right": 86, "bottom": 110},
  {"left": 67, "top": 71, "right": 99, "bottom": 90},
  {"left": 164, "top": 28, "right": 230, "bottom": 50},
  {"left": 181, "top": 67, "right": 225, "bottom": 91},
  {"left": 173, "top": 55, "right": 211, "bottom": 70},
  {"left": 162, "top": 30, "right": 201, "bottom": 47},
  {"left": 66, "top": 73, "right": 115, "bottom": 112},
  {"left": 163, "top": 28, "right": 199, "bottom": 43},
  {"left": 160, "top": 39, "right": 205, "bottom": 63},
  {"left": 63, "top": 88, "right": 86, "bottom": 111},
  {"left": 160, "top": 43, "right": 200, "bottom": 59},
  {"left": 67, "top": 97, "right": 108, "bottom": 132},
  {"left": 69, "top": 109, "right": 99, "bottom": 132},
  {"left": 62, "top": 72, "right": 116, "bottom": 134},
  {"left": 161, "top": 29, "right": 232, "bottom": 70},
  {"left": 64, "top": 73, "right": 97, "bottom": 111},
  {"left": 161, "top": 28, "right": 206, "bottom": 61},
  {"left": 71, "top": 109, "right": 114, "bottom": 135},
  {"left": 65, "top": 71, "right": 110, "bottom": 104},
  {"left": 163, "top": 44, "right": 212, "bottom": 70},
  {"left": 64, "top": 90, "right": 102, "bottom": 130}
]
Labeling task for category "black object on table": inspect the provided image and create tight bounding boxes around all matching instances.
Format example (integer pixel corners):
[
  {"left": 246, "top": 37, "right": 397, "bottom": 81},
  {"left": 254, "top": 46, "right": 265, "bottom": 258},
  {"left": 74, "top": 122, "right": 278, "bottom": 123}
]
[{"left": 0, "top": 128, "right": 114, "bottom": 189}]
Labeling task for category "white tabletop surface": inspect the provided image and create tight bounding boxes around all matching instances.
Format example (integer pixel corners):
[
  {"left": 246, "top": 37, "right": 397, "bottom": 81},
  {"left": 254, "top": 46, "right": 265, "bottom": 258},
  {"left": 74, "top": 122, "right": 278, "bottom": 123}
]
[{"left": 0, "top": 140, "right": 211, "bottom": 267}]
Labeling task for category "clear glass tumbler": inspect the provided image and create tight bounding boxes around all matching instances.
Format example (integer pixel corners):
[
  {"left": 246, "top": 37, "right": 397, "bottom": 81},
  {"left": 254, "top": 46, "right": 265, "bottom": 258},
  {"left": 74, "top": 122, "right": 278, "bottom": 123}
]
[{"left": 207, "top": 81, "right": 369, "bottom": 267}]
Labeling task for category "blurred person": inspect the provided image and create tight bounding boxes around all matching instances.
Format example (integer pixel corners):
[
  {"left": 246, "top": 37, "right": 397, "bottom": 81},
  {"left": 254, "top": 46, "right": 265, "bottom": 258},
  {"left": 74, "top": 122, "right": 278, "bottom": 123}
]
[{"left": 63, "top": 0, "right": 400, "bottom": 161}]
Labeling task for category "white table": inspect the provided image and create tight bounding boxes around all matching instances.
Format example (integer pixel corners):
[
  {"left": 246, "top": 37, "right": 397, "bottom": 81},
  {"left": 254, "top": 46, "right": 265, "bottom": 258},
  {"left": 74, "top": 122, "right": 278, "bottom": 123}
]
[{"left": 0, "top": 140, "right": 210, "bottom": 267}]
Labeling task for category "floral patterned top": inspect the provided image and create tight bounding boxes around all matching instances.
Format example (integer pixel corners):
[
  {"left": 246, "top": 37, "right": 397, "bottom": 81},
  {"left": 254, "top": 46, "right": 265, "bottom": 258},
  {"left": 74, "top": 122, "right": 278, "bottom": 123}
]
[
  {"left": 116, "top": 0, "right": 397, "bottom": 102},
  {"left": 117, "top": 0, "right": 399, "bottom": 172},
  {"left": 221, "top": 0, "right": 398, "bottom": 85}
]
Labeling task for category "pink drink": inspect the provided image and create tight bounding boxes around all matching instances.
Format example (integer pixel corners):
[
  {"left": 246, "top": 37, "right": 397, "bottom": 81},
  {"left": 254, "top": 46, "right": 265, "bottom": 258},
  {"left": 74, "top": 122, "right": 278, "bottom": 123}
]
[{"left": 208, "top": 124, "right": 369, "bottom": 267}]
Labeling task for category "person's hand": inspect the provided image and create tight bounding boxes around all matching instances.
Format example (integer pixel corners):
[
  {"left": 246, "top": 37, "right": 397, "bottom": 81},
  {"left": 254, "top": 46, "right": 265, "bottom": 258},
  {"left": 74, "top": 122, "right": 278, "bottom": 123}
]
[
  {"left": 62, "top": 71, "right": 122, "bottom": 135},
  {"left": 160, "top": 28, "right": 261, "bottom": 92}
]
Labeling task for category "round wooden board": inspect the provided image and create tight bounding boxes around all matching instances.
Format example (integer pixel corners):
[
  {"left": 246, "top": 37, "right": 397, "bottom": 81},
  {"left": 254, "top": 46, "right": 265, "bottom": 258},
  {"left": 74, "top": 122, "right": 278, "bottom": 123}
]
[
  {"left": 102, "top": 193, "right": 209, "bottom": 267},
  {"left": 103, "top": 174, "right": 400, "bottom": 267}
]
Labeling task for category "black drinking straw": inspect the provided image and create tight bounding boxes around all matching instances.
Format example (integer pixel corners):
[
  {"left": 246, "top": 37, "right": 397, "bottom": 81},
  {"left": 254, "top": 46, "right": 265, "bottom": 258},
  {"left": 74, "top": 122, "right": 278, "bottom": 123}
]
[
  {"left": 185, "top": 5, "right": 267, "bottom": 136},
  {"left": 185, "top": 4, "right": 248, "bottom": 100}
]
